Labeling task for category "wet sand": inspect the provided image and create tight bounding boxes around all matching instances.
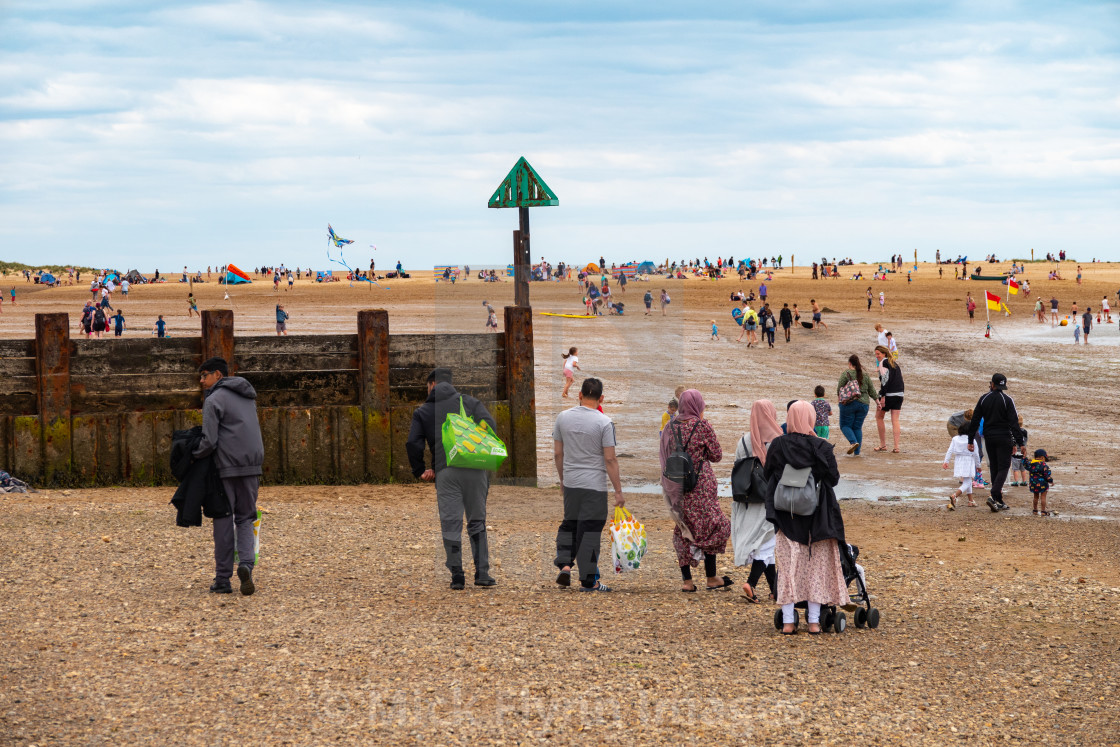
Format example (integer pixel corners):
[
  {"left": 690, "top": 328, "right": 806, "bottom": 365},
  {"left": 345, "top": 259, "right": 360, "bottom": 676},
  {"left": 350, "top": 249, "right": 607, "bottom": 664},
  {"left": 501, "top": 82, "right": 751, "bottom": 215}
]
[{"left": 3, "top": 262, "right": 1119, "bottom": 518}]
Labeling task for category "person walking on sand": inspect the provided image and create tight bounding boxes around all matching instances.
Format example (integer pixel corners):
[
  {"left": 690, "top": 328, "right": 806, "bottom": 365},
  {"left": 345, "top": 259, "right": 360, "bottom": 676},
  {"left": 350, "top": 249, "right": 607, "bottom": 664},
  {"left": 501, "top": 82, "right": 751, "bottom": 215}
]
[
  {"left": 406, "top": 368, "right": 499, "bottom": 589},
  {"left": 187, "top": 293, "right": 199, "bottom": 318},
  {"left": 811, "top": 299, "right": 827, "bottom": 329},
  {"left": 872, "top": 345, "right": 903, "bottom": 453},
  {"left": 733, "top": 400, "right": 782, "bottom": 603},
  {"left": 866, "top": 287, "right": 873, "bottom": 311},
  {"left": 878, "top": 290, "right": 885, "bottom": 313},
  {"left": 779, "top": 303, "right": 793, "bottom": 343},
  {"left": 643, "top": 289, "right": 653, "bottom": 315},
  {"left": 765, "top": 401, "right": 847, "bottom": 635},
  {"left": 194, "top": 357, "right": 264, "bottom": 596},
  {"left": 837, "top": 354, "right": 876, "bottom": 456},
  {"left": 966, "top": 373, "right": 1025, "bottom": 512},
  {"left": 966, "top": 293, "right": 976, "bottom": 324},
  {"left": 1050, "top": 296, "right": 1059, "bottom": 326},
  {"left": 943, "top": 424, "right": 981, "bottom": 509},
  {"left": 275, "top": 304, "right": 289, "bottom": 336},
  {"left": 1082, "top": 307, "right": 1092, "bottom": 344},
  {"left": 553, "top": 377, "right": 623, "bottom": 592},
  {"left": 1102, "top": 296, "right": 1112, "bottom": 324},
  {"left": 659, "top": 289, "right": 670, "bottom": 316},
  {"left": 660, "top": 389, "right": 733, "bottom": 592},
  {"left": 561, "top": 347, "right": 580, "bottom": 398}
]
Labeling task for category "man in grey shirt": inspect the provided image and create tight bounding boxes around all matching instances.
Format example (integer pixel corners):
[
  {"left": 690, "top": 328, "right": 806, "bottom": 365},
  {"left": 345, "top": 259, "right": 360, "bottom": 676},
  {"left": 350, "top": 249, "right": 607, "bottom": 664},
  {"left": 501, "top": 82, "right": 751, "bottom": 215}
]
[{"left": 552, "top": 377, "right": 624, "bottom": 592}]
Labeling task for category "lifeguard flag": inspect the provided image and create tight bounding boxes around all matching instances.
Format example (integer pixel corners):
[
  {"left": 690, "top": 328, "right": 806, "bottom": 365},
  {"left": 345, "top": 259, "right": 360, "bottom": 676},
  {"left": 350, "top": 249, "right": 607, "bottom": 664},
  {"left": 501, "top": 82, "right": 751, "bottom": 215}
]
[
  {"left": 986, "top": 291, "right": 1001, "bottom": 311},
  {"left": 225, "top": 263, "right": 251, "bottom": 285},
  {"left": 1008, "top": 279, "right": 1019, "bottom": 295}
]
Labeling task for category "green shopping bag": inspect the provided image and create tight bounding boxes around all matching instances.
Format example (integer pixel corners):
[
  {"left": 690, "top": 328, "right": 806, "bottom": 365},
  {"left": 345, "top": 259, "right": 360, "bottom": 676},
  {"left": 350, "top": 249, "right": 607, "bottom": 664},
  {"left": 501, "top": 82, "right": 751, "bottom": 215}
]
[{"left": 442, "top": 397, "right": 508, "bottom": 471}]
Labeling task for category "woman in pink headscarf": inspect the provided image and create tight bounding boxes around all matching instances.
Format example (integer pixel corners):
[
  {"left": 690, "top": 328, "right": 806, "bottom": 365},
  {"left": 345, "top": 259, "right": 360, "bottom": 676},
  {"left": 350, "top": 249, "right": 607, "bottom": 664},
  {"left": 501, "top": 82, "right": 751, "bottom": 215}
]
[
  {"left": 764, "top": 401, "right": 847, "bottom": 634},
  {"left": 660, "top": 389, "right": 733, "bottom": 591},
  {"left": 732, "top": 400, "right": 783, "bottom": 602}
]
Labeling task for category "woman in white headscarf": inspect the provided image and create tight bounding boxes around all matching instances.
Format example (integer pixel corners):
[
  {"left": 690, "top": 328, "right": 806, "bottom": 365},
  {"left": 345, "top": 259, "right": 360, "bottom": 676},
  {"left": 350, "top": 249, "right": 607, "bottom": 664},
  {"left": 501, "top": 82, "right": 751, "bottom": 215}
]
[{"left": 732, "top": 400, "right": 782, "bottom": 602}]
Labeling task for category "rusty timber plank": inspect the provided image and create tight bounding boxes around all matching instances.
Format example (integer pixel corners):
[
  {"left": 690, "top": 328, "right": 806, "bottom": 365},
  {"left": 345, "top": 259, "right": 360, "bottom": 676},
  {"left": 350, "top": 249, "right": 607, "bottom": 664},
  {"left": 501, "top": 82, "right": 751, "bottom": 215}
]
[
  {"left": 201, "top": 309, "right": 235, "bottom": 371},
  {"left": 358, "top": 310, "right": 390, "bottom": 482},
  {"left": 36, "top": 313, "right": 71, "bottom": 484},
  {"left": 504, "top": 306, "right": 536, "bottom": 486}
]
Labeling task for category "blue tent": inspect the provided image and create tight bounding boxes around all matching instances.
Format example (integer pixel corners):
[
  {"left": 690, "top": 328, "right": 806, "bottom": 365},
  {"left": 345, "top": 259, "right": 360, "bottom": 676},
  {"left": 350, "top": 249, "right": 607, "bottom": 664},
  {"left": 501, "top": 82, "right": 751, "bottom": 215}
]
[
  {"left": 224, "top": 270, "right": 250, "bottom": 285},
  {"left": 40, "top": 272, "right": 56, "bottom": 285},
  {"left": 636, "top": 261, "right": 657, "bottom": 274}
]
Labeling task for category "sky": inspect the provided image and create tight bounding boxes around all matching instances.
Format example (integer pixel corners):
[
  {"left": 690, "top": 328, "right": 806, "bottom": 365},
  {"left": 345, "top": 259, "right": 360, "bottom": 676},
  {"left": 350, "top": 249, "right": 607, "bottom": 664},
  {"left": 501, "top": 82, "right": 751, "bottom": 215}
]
[{"left": 1, "top": 1, "right": 1118, "bottom": 271}]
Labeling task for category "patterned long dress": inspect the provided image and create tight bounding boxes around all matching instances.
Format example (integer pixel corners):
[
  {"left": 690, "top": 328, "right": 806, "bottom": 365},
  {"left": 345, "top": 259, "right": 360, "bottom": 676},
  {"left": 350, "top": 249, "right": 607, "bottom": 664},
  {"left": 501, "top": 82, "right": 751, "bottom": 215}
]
[{"left": 669, "top": 418, "right": 731, "bottom": 567}]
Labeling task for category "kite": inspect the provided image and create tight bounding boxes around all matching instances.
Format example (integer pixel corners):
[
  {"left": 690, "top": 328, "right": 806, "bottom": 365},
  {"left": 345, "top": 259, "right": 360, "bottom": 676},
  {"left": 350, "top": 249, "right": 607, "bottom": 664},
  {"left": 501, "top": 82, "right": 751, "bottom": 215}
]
[
  {"left": 328, "top": 224, "right": 354, "bottom": 248},
  {"left": 324, "top": 225, "right": 388, "bottom": 289}
]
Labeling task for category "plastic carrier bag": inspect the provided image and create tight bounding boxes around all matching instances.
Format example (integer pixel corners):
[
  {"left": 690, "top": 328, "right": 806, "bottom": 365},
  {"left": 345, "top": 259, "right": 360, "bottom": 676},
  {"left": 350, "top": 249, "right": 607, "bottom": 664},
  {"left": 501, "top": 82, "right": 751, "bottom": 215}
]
[
  {"left": 610, "top": 507, "right": 647, "bottom": 573},
  {"left": 233, "top": 510, "right": 262, "bottom": 565},
  {"left": 442, "top": 397, "right": 508, "bottom": 471}
]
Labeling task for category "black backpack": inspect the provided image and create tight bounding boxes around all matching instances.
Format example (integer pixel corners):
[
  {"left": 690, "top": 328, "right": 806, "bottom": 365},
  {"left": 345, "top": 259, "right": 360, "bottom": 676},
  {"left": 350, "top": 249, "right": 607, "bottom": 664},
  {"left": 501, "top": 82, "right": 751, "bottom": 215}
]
[
  {"left": 731, "top": 438, "right": 769, "bottom": 504},
  {"left": 663, "top": 422, "right": 699, "bottom": 492}
]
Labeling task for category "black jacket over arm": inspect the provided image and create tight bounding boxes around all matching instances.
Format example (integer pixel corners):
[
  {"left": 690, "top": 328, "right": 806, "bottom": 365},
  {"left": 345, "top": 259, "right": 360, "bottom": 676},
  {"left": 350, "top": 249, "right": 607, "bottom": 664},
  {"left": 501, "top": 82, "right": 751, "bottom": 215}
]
[
  {"left": 406, "top": 381, "right": 498, "bottom": 478},
  {"left": 763, "top": 432, "right": 845, "bottom": 546},
  {"left": 170, "top": 427, "right": 230, "bottom": 527},
  {"left": 966, "top": 390, "right": 1025, "bottom": 446}
]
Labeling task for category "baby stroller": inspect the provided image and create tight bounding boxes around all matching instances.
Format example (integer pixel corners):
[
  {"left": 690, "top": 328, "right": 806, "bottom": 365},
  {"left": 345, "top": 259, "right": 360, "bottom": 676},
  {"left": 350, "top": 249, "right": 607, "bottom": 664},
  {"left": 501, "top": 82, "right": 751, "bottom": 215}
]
[{"left": 772, "top": 543, "right": 882, "bottom": 633}]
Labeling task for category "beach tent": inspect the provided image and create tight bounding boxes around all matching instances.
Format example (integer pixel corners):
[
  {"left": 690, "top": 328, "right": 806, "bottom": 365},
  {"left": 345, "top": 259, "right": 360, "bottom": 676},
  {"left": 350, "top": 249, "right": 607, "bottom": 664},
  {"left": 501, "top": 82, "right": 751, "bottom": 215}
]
[
  {"left": 584, "top": 263, "right": 600, "bottom": 274},
  {"left": 637, "top": 261, "right": 657, "bottom": 275},
  {"left": 105, "top": 273, "right": 119, "bottom": 283},
  {"left": 316, "top": 270, "right": 333, "bottom": 282},
  {"left": 40, "top": 272, "right": 56, "bottom": 286},
  {"left": 225, "top": 264, "right": 252, "bottom": 285},
  {"left": 124, "top": 269, "right": 147, "bottom": 284}
]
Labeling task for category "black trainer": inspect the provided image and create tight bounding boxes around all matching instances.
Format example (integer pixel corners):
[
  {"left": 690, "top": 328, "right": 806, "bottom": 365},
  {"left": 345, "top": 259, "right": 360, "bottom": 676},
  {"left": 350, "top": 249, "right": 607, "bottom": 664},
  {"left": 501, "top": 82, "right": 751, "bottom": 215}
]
[
  {"left": 209, "top": 580, "right": 232, "bottom": 594},
  {"left": 450, "top": 568, "right": 466, "bottom": 590},
  {"left": 237, "top": 564, "right": 256, "bottom": 596},
  {"left": 986, "top": 497, "right": 999, "bottom": 512}
]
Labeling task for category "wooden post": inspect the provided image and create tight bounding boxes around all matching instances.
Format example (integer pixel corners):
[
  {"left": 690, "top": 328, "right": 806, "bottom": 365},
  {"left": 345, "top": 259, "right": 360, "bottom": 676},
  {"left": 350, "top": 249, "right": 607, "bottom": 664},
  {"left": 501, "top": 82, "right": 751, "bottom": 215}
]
[
  {"left": 35, "top": 313, "right": 71, "bottom": 484},
  {"left": 514, "top": 224, "right": 530, "bottom": 308},
  {"left": 201, "top": 309, "right": 235, "bottom": 371},
  {"left": 358, "top": 309, "right": 391, "bottom": 482},
  {"left": 504, "top": 305, "right": 536, "bottom": 485}
]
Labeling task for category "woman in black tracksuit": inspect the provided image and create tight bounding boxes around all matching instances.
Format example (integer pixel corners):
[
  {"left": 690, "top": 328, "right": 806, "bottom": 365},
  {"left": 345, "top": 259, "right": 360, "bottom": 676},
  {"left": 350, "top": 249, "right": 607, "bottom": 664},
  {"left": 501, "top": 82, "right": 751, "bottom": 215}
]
[{"left": 873, "top": 345, "right": 903, "bottom": 452}]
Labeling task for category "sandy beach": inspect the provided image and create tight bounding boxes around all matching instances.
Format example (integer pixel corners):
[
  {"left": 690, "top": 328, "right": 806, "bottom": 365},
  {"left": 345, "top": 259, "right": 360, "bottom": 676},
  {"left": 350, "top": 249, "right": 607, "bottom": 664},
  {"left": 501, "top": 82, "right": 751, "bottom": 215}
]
[{"left": 2, "top": 261, "right": 1119, "bottom": 744}]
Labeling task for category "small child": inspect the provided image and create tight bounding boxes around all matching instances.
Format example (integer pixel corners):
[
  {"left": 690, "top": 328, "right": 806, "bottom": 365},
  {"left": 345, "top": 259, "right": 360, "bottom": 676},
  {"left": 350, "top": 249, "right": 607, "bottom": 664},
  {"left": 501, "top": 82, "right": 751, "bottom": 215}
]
[
  {"left": 153, "top": 315, "right": 166, "bottom": 338},
  {"left": 561, "top": 347, "right": 580, "bottom": 398},
  {"left": 1010, "top": 417, "right": 1029, "bottom": 485},
  {"left": 660, "top": 399, "right": 678, "bottom": 433},
  {"left": 711, "top": 320, "right": 719, "bottom": 341},
  {"left": 810, "top": 385, "right": 831, "bottom": 438},
  {"left": 943, "top": 424, "right": 981, "bottom": 509},
  {"left": 1027, "top": 449, "right": 1054, "bottom": 516},
  {"left": 1073, "top": 319, "right": 1081, "bottom": 343}
]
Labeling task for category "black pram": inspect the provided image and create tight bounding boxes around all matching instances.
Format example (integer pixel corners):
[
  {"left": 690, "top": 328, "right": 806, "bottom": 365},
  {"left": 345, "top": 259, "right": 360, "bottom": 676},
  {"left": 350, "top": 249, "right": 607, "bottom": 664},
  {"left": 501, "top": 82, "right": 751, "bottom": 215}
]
[{"left": 772, "top": 543, "right": 882, "bottom": 634}]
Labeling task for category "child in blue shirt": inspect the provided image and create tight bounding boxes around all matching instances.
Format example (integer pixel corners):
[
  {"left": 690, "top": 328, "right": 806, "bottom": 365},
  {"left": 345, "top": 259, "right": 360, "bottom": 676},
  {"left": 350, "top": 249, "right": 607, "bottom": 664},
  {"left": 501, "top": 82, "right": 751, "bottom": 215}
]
[{"left": 711, "top": 320, "right": 719, "bottom": 340}]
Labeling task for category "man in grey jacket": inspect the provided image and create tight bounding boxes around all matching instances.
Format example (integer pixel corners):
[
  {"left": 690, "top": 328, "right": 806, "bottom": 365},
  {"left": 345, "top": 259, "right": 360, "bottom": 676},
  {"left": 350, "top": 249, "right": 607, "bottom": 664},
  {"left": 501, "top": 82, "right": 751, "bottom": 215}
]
[
  {"left": 194, "top": 357, "right": 265, "bottom": 595},
  {"left": 406, "top": 368, "right": 498, "bottom": 590}
]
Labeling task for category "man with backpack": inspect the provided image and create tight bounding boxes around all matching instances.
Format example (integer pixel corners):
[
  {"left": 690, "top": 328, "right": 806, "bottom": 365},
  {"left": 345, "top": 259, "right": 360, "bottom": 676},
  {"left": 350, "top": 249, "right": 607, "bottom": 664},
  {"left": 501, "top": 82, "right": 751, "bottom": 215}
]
[
  {"left": 406, "top": 368, "right": 498, "bottom": 589},
  {"left": 552, "top": 378, "right": 623, "bottom": 592}
]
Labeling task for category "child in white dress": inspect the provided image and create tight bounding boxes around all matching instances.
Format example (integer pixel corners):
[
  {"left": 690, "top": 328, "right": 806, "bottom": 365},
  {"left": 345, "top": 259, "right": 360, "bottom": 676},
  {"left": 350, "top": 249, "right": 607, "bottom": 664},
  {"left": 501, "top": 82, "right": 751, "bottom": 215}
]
[{"left": 942, "top": 425, "right": 981, "bottom": 509}]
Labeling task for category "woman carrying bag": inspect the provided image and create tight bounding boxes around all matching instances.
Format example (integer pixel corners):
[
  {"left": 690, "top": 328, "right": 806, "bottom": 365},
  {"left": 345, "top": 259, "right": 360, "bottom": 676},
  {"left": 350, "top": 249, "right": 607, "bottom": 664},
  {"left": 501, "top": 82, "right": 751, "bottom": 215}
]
[
  {"left": 732, "top": 400, "right": 782, "bottom": 602},
  {"left": 764, "top": 401, "right": 847, "bottom": 635},
  {"left": 659, "top": 390, "right": 732, "bottom": 592}
]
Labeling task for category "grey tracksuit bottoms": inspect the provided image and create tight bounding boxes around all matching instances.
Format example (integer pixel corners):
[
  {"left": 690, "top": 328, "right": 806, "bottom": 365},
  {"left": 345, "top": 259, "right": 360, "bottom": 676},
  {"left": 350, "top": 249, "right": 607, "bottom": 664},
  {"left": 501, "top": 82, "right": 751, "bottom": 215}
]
[
  {"left": 213, "top": 474, "right": 259, "bottom": 581},
  {"left": 435, "top": 466, "right": 489, "bottom": 569}
]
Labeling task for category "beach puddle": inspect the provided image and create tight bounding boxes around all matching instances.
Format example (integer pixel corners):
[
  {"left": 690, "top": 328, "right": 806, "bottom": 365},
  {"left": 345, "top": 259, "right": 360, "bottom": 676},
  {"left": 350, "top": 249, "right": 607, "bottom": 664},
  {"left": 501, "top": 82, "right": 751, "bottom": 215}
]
[{"left": 622, "top": 476, "right": 931, "bottom": 503}]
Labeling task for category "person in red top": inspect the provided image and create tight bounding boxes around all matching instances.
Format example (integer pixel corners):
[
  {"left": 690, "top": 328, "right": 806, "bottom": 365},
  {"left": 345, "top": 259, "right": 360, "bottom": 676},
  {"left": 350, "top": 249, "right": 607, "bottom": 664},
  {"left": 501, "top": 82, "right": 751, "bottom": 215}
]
[{"left": 966, "top": 294, "right": 976, "bottom": 323}]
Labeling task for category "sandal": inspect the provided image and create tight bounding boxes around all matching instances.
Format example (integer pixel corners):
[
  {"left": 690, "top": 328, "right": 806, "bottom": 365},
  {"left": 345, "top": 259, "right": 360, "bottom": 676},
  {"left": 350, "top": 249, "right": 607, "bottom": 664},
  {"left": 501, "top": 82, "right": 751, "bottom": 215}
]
[
  {"left": 967, "top": 500, "right": 977, "bottom": 507},
  {"left": 891, "top": 448, "right": 901, "bottom": 453},
  {"left": 780, "top": 628, "right": 798, "bottom": 636},
  {"left": 741, "top": 583, "right": 759, "bottom": 603},
  {"left": 873, "top": 446, "right": 888, "bottom": 452},
  {"left": 1032, "top": 510, "right": 1039, "bottom": 516},
  {"left": 1040, "top": 511, "right": 1052, "bottom": 517},
  {"left": 707, "top": 575, "right": 734, "bottom": 591},
  {"left": 681, "top": 585, "right": 699, "bottom": 593}
]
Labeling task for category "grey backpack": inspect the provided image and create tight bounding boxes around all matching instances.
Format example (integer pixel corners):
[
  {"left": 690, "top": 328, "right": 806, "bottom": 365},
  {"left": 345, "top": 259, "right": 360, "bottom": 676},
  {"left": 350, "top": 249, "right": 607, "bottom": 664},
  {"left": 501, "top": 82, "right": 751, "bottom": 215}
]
[{"left": 773, "top": 464, "right": 819, "bottom": 516}]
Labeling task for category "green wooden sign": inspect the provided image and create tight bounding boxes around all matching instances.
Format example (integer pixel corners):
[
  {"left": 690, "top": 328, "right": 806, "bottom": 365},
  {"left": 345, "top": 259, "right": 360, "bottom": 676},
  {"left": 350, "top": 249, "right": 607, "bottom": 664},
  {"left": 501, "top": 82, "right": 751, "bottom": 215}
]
[{"left": 488, "top": 157, "right": 558, "bottom": 208}]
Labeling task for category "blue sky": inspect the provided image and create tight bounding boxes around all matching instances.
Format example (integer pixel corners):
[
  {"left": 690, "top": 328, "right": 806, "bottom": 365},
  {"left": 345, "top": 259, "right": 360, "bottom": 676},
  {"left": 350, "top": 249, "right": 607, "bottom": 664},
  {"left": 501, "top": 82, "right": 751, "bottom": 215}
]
[{"left": 2, "top": 1, "right": 1118, "bottom": 270}]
